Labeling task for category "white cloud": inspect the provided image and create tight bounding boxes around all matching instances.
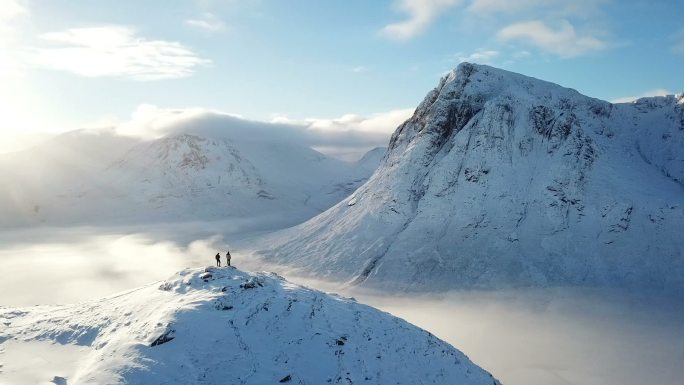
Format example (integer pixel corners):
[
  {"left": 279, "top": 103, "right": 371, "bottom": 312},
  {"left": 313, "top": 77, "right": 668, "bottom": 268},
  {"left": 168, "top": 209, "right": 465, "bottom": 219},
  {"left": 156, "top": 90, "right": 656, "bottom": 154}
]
[
  {"left": 380, "top": 0, "right": 612, "bottom": 48},
  {"left": 0, "top": 0, "right": 28, "bottom": 76},
  {"left": 352, "top": 65, "right": 368, "bottom": 73},
  {"left": 32, "top": 26, "right": 211, "bottom": 80},
  {"left": 611, "top": 89, "right": 674, "bottom": 104},
  {"left": 274, "top": 108, "right": 414, "bottom": 135},
  {"left": 468, "top": 0, "right": 607, "bottom": 17},
  {"left": 382, "top": 0, "right": 462, "bottom": 40},
  {"left": 113, "top": 104, "right": 411, "bottom": 150},
  {"left": 1, "top": 100, "right": 412, "bottom": 157},
  {"left": 105, "top": 105, "right": 411, "bottom": 161},
  {"left": 497, "top": 20, "right": 606, "bottom": 57},
  {"left": 185, "top": 13, "right": 225, "bottom": 32},
  {"left": 114, "top": 104, "right": 245, "bottom": 138},
  {"left": 468, "top": 0, "right": 544, "bottom": 14},
  {"left": 272, "top": 109, "right": 413, "bottom": 160},
  {"left": 455, "top": 49, "right": 499, "bottom": 63},
  {"left": 0, "top": 0, "right": 27, "bottom": 21}
]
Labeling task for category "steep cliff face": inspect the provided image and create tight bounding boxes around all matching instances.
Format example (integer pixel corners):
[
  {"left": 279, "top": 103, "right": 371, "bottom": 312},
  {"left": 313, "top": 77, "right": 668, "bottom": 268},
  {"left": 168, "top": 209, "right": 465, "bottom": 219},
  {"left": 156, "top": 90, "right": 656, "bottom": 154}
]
[{"left": 259, "top": 63, "right": 684, "bottom": 292}]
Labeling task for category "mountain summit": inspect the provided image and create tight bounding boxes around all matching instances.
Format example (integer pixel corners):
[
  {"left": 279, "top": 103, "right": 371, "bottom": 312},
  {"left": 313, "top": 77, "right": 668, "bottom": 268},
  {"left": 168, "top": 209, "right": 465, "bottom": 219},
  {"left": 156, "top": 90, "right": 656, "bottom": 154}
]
[
  {"left": 0, "top": 267, "right": 499, "bottom": 385},
  {"left": 258, "top": 63, "right": 684, "bottom": 292}
]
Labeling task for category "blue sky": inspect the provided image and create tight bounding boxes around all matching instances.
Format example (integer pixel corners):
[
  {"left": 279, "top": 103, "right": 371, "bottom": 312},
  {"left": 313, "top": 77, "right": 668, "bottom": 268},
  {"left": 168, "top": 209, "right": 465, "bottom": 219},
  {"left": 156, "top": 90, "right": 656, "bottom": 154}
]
[{"left": 1, "top": 0, "right": 683, "bottom": 152}]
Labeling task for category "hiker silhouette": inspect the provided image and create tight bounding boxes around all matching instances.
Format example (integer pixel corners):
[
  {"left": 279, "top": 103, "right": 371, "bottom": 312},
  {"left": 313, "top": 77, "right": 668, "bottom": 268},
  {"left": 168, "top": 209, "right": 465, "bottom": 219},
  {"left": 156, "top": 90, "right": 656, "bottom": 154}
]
[{"left": 215, "top": 253, "right": 221, "bottom": 267}]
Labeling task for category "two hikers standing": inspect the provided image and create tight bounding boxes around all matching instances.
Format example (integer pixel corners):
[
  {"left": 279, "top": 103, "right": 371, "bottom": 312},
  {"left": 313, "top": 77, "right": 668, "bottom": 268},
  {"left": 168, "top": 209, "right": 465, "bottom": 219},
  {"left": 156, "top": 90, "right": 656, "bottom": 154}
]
[{"left": 215, "top": 251, "right": 232, "bottom": 267}]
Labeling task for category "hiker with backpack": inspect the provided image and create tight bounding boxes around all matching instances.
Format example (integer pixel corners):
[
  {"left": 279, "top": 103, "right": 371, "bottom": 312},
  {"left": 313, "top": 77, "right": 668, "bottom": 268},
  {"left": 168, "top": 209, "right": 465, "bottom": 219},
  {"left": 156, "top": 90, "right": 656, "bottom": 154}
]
[{"left": 215, "top": 252, "right": 221, "bottom": 267}]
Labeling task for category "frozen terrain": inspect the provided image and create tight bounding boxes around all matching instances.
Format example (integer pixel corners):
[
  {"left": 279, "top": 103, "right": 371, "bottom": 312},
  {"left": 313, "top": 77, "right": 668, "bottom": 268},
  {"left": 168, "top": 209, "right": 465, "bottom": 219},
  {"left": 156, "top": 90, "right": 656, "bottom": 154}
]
[
  {"left": 2, "top": 235, "right": 682, "bottom": 385},
  {"left": 1, "top": 62, "right": 682, "bottom": 385},
  {"left": 257, "top": 63, "right": 684, "bottom": 293},
  {"left": 0, "top": 115, "right": 383, "bottom": 229},
  {"left": 0, "top": 267, "right": 500, "bottom": 385}
]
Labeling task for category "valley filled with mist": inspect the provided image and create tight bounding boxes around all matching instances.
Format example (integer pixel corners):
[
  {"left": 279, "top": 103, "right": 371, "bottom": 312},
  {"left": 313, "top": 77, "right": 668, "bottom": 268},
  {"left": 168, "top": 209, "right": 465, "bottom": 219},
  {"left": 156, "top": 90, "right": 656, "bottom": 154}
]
[{"left": 1, "top": 224, "right": 682, "bottom": 385}]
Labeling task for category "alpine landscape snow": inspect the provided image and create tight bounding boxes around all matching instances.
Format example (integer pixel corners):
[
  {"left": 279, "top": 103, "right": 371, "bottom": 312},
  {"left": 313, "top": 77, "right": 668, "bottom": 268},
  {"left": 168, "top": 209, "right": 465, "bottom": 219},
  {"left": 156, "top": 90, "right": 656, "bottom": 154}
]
[{"left": 1, "top": 2, "right": 683, "bottom": 385}]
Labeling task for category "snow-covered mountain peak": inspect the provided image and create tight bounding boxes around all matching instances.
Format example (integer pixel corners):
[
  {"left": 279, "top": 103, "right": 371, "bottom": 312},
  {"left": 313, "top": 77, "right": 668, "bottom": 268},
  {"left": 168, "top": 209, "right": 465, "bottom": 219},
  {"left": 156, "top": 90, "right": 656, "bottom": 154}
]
[
  {"left": 0, "top": 122, "right": 386, "bottom": 226},
  {"left": 159, "top": 266, "right": 284, "bottom": 294},
  {"left": 131, "top": 133, "right": 247, "bottom": 171},
  {"left": 394, "top": 62, "right": 603, "bottom": 149},
  {"left": 257, "top": 64, "right": 684, "bottom": 293},
  {"left": 435, "top": 62, "right": 587, "bottom": 107},
  {"left": 0, "top": 267, "right": 500, "bottom": 385}
]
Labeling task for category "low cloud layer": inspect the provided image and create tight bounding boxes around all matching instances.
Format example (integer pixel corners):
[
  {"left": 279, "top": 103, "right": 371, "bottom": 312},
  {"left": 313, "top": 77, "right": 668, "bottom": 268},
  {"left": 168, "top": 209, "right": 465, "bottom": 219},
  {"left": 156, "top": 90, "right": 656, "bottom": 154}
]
[
  {"left": 1, "top": 103, "right": 408, "bottom": 159},
  {"left": 0, "top": 230, "right": 214, "bottom": 306},
  {"left": 611, "top": 88, "right": 675, "bottom": 103},
  {"left": 454, "top": 49, "right": 500, "bottom": 63},
  {"left": 271, "top": 108, "right": 413, "bottom": 135},
  {"left": 1, "top": 227, "right": 682, "bottom": 385},
  {"left": 110, "top": 104, "right": 407, "bottom": 159},
  {"left": 259, "top": 263, "right": 684, "bottom": 385}
]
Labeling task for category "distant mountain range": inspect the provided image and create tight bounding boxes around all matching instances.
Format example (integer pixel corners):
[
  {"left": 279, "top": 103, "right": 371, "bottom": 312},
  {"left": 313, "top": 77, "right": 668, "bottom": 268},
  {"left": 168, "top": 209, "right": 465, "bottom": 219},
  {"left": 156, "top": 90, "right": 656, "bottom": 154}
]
[
  {"left": 0, "top": 120, "right": 385, "bottom": 228},
  {"left": 256, "top": 63, "right": 684, "bottom": 293}
]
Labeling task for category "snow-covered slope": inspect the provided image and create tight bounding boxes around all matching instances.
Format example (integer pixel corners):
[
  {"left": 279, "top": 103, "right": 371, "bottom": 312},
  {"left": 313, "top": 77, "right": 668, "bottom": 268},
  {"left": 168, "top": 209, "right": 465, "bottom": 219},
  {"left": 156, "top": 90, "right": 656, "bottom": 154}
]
[
  {"left": 257, "top": 63, "right": 684, "bottom": 293},
  {"left": 0, "top": 120, "right": 378, "bottom": 228},
  {"left": 354, "top": 146, "right": 387, "bottom": 175},
  {"left": 0, "top": 267, "right": 500, "bottom": 385}
]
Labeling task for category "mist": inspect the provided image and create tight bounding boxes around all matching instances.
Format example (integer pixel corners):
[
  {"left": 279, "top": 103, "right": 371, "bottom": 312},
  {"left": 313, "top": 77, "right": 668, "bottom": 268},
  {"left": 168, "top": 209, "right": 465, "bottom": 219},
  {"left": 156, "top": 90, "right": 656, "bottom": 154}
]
[
  {"left": 366, "top": 290, "right": 684, "bottom": 385},
  {"left": 0, "top": 229, "right": 682, "bottom": 385},
  {"left": 272, "top": 271, "right": 684, "bottom": 385}
]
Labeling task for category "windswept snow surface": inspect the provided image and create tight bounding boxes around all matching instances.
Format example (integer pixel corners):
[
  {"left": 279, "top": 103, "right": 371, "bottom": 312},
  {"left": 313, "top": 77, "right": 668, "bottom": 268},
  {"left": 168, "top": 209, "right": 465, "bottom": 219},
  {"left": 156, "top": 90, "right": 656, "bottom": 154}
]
[
  {"left": 0, "top": 267, "right": 500, "bottom": 385},
  {"left": 257, "top": 63, "right": 684, "bottom": 292}
]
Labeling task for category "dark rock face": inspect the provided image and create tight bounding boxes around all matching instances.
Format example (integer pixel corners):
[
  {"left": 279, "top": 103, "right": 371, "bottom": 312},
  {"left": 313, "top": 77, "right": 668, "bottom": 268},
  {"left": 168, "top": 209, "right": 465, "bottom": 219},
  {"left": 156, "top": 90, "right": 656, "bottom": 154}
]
[{"left": 150, "top": 329, "right": 175, "bottom": 346}]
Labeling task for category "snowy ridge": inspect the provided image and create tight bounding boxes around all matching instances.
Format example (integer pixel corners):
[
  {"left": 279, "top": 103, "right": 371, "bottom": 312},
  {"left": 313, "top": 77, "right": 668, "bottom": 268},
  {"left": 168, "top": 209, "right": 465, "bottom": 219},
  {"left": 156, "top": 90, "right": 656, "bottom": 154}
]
[
  {"left": 258, "top": 63, "right": 684, "bottom": 292},
  {"left": 0, "top": 267, "right": 500, "bottom": 385}
]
